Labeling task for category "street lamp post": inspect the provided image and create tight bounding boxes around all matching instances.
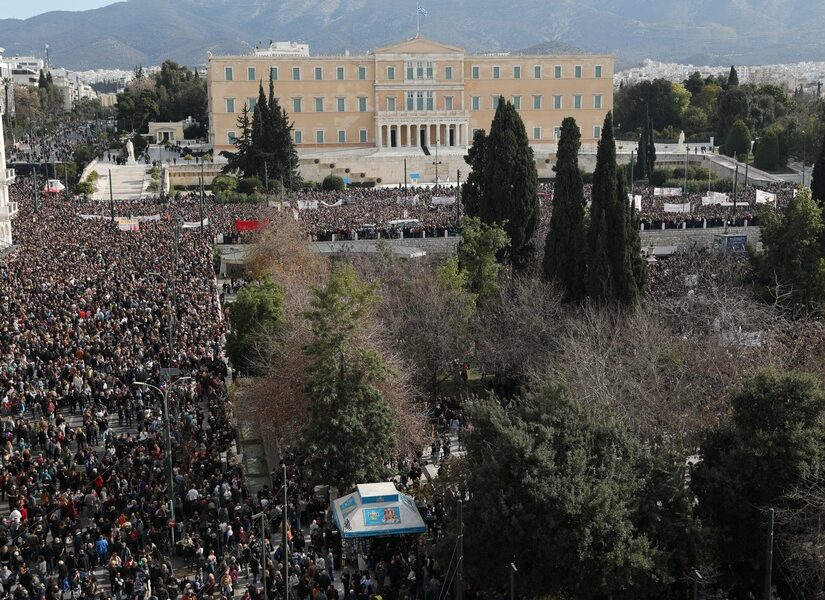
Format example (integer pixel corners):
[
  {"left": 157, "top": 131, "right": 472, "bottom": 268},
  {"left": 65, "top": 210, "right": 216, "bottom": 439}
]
[
  {"left": 744, "top": 138, "right": 758, "bottom": 189},
  {"left": 132, "top": 376, "right": 191, "bottom": 548},
  {"left": 432, "top": 128, "right": 442, "bottom": 186},
  {"left": 802, "top": 130, "right": 808, "bottom": 186}
]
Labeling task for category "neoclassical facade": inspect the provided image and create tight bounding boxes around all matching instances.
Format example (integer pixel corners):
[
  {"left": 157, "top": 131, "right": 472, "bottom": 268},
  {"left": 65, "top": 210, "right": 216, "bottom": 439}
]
[
  {"left": 207, "top": 36, "right": 613, "bottom": 154},
  {"left": 0, "top": 111, "right": 14, "bottom": 248}
]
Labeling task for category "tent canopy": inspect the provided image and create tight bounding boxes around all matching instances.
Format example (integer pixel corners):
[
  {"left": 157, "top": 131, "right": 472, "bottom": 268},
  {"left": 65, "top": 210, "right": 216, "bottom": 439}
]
[{"left": 331, "top": 482, "right": 426, "bottom": 539}]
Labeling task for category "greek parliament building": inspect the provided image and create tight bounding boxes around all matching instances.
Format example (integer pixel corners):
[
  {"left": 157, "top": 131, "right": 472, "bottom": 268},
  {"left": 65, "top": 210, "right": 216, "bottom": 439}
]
[{"left": 207, "top": 36, "right": 613, "bottom": 159}]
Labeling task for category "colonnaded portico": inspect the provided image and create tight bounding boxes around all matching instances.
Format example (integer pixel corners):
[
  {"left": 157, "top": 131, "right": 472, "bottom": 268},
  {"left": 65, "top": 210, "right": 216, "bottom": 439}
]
[{"left": 376, "top": 118, "right": 469, "bottom": 149}]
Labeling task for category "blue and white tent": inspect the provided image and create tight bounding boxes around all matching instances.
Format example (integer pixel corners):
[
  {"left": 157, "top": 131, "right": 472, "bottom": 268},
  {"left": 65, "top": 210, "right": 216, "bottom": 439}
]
[{"left": 331, "top": 482, "right": 427, "bottom": 539}]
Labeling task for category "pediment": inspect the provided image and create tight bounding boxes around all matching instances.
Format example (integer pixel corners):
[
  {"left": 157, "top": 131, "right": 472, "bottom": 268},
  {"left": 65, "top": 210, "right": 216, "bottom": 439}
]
[{"left": 372, "top": 36, "right": 464, "bottom": 56}]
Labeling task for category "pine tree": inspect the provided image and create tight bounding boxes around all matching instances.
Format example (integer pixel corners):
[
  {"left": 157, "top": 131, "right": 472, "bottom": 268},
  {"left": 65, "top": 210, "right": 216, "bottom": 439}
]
[
  {"left": 543, "top": 117, "right": 586, "bottom": 301},
  {"left": 220, "top": 106, "right": 255, "bottom": 176},
  {"left": 586, "top": 112, "right": 645, "bottom": 305},
  {"left": 462, "top": 129, "right": 487, "bottom": 218},
  {"left": 479, "top": 98, "right": 539, "bottom": 271},
  {"left": 810, "top": 133, "right": 825, "bottom": 207},
  {"left": 37, "top": 70, "right": 47, "bottom": 88},
  {"left": 46, "top": 71, "right": 53, "bottom": 85},
  {"left": 727, "top": 65, "right": 739, "bottom": 87}
]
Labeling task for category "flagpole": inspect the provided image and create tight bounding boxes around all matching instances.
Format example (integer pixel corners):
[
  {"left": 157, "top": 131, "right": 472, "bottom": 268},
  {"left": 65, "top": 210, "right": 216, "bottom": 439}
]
[{"left": 416, "top": 4, "right": 420, "bottom": 35}]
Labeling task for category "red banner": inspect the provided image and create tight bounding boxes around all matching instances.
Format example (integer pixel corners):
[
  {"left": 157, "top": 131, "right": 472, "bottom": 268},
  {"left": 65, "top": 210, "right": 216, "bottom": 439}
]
[{"left": 235, "top": 219, "right": 269, "bottom": 232}]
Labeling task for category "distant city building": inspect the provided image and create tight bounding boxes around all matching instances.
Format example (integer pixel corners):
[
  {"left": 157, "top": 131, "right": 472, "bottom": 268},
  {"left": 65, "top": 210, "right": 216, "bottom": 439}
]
[
  {"left": 615, "top": 58, "right": 825, "bottom": 92},
  {"left": 207, "top": 36, "right": 613, "bottom": 153}
]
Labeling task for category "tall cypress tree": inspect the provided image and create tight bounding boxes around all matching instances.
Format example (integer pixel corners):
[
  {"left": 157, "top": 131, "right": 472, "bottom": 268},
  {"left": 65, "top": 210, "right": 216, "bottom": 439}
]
[
  {"left": 586, "top": 112, "right": 645, "bottom": 305},
  {"left": 727, "top": 65, "right": 739, "bottom": 87},
  {"left": 479, "top": 98, "right": 539, "bottom": 271},
  {"left": 543, "top": 117, "right": 586, "bottom": 301},
  {"left": 810, "top": 133, "right": 825, "bottom": 207},
  {"left": 463, "top": 129, "right": 488, "bottom": 219}
]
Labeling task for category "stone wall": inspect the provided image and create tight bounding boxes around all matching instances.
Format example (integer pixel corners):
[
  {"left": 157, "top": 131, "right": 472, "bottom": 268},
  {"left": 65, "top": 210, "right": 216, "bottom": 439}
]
[{"left": 640, "top": 226, "right": 761, "bottom": 250}]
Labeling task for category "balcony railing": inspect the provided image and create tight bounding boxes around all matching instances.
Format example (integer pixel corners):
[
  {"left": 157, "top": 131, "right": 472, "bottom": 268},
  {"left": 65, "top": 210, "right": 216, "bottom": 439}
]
[
  {"left": 1, "top": 169, "right": 14, "bottom": 183},
  {"left": 376, "top": 109, "right": 468, "bottom": 118}
]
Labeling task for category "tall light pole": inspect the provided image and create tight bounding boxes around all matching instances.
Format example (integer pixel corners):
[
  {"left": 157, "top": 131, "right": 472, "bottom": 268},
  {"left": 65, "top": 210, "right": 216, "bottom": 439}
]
[
  {"left": 744, "top": 138, "right": 758, "bottom": 189},
  {"left": 802, "top": 130, "right": 808, "bottom": 187},
  {"left": 132, "top": 376, "right": 191, "bottom": 548},
  {"left": 432, "top": 127, "right": 442, "bottom": 186},
  {"left": 252, "top": 510, "right": 269, "bottom": 600}
]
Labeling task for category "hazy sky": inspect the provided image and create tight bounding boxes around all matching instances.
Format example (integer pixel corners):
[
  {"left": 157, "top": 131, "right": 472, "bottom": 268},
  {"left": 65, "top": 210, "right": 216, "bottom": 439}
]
[{"left": 5, "top": 0, "right": 119, "bottom": 20}]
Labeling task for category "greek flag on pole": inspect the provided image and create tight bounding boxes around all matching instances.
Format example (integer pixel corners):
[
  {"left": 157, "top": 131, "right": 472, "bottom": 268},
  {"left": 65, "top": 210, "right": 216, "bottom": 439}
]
[{"left": 417, "top": 5, "right": 428, "bottom": 16}]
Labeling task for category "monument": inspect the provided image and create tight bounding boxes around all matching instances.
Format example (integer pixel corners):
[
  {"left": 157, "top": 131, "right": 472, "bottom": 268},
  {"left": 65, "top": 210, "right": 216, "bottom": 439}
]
[
  {"left": 676, "top": 130, "right": 686, "bottom": 154},
  {"left": 126, "top": 139, "right": 136, "bottom": 164}
]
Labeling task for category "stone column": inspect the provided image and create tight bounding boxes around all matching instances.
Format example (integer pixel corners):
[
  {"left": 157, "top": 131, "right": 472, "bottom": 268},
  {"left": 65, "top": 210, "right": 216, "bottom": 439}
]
[{"left": 375, "top": 123, "right": 382, "bottom": 149}]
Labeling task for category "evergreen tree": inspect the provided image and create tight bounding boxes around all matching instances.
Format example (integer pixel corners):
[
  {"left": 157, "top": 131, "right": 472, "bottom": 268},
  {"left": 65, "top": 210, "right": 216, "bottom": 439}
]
[
  {"left": 692, "top": 370, "right": 825, "bottom": 596},
  {"left": 479, "top": 98, "right": 539, "bottom": 270},
  {"left": 457, "top": 216, "right": 510, "bottom": 303},
  {"left": 586, "top": 112, "right": 645, "bottom": 305},
  {"left": 46, "top": 71, "right": 53, "bottom": 85},
  {"left": 220, "top": 106, "right": 255, "bottom": 176},
  {"left": 543, "top": 117, "right": 586, "bottom": 301},
  {"left": 754, "top": 130, "right": 780, "bottom": 171},
  {"left": 37, "top": 70, "right": 47, "bottom": 89},
  {"left": 755, "top": 187, "right": 825, "bottom": 312},
  {"left": 457, "top": 384, "right": 689, "bottom": 598},
  {"left": 462, "top": 129, "right": 487, "bottom": 218},
  {"left": 220, "top": 75, "right": 300, "bottom": 189},
  {"left": 225, "top": 275, "right": 284, "bottom": 373},
  {"left": 302, "top": 266, "right": 398, "bottom": 489},
  {"left": 727, "top": 65, "right": 739, "bottom": 87},
  {"left": 810, "top": 132, "right": 825, "bottom": 206},
  {"left": 723, "top": 119, "right": 752, "bottom": 158}
]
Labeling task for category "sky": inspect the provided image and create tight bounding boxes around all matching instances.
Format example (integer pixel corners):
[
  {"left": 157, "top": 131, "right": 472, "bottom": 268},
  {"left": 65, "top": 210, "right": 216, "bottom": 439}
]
[{"left": 4, "top": 0, "right": 118, "bottom": 19}]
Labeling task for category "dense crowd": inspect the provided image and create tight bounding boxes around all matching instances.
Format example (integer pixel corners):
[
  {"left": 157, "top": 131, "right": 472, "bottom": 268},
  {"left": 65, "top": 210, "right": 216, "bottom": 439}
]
[
  {"left": 2, "top": 173, "right": 469, "bottom": 600},
  {"left": 0, "top": 180, "right": 266, "bottom": 600}
]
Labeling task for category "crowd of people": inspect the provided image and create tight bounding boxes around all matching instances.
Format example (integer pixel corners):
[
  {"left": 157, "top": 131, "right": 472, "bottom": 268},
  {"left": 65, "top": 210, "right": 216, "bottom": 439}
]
[{"left": 1, "top": 166, "right": 469, "bottom": 600}]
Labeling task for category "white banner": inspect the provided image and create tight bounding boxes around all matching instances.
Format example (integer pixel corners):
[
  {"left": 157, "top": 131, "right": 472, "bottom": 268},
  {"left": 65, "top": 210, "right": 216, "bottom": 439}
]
[
  {"left": 397, "top": 195, "right": 420, "bottom": 206},
  {"left": 78, "top": 214, "right": 109, "bottom": 220},
  {"left": 628, "top": 193, "right": 642, "bottom": 212},
  {"left": 137, "top": 214, "right": 161, "bottom": 222},
  {"left": 431, "top": 196, "right": 456, "bottom": 206},
  {"left": 182, "top": 218, "right": 208, "bottom": 229},
  {"left": 654, "top": 187, "right": 682, "bottom": 197},
  {"left": 321, "top": 199, "right": 344, "bottom": 208},
  {"left": 297, "top": 200, "right": 318, "bottom": 210},
  {"left": 702, "top": 191, "right": 729, "bottom": 205},
  {"left": 116, "top": 218, "right": 140, "bottom": 232},
  {"left": 755, "top": 189, "right": 776, "bottom": 205},
  {"left": 664, "top": 202, "right": 691, "bottom": 213}
]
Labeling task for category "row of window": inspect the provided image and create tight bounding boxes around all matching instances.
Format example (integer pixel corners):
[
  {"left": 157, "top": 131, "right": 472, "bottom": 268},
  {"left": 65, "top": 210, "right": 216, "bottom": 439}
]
[
  {"left": 474, "top": 64, "right": 602, "bottom": 80},
  {"left": 227, "top": 129, "right": 370, "bottom": 144},
  {"left": 227, "top": 125, "right": 604, "bottom": 145},
  {"left": 223, "top": 63, "right": 604, "bottom": 82},
  {"left": 225, "top": 65, "right": 369, "bottom": 82},
  {"left": 223, "top": 93, "right": 604, "bottom": 114},
  {"left": 473, "top": 94, "right": 603, "bottom": 111}
]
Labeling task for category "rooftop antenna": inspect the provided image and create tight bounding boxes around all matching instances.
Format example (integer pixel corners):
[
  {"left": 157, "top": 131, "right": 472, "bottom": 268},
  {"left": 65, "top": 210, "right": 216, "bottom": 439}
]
[{"left": 44, "top": 43, "right": 50, "bottom": 69}]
